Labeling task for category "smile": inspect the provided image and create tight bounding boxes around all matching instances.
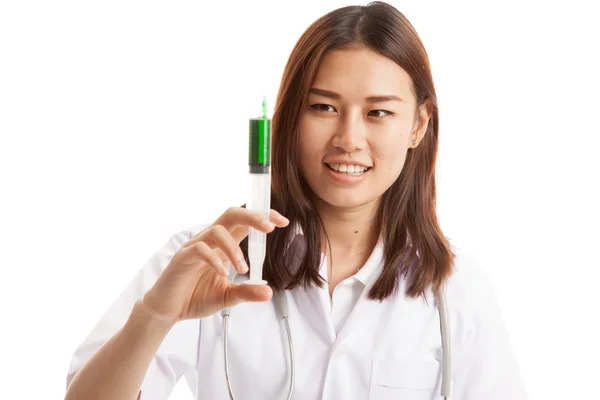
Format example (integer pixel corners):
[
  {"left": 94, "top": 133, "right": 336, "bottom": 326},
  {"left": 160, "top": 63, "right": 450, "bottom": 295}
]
[{"left": 325, "top": 163, "right": 371, "bottom": 175}]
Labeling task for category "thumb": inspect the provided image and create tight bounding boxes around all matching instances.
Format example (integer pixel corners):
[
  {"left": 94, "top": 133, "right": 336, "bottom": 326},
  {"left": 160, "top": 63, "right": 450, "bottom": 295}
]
[{"left": 224, "top": 283, "right": 273, "bottom": 308}]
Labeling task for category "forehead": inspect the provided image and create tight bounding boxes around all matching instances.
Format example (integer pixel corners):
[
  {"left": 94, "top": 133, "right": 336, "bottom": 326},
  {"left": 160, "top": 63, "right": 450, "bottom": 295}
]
[{"left": 311, "top": 46, "right": 415, "bottom": 101}]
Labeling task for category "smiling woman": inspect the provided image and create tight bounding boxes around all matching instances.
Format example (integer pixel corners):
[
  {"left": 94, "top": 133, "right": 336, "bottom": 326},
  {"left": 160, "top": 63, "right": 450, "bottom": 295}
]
[
  {"left": 296, "top": 46, "right": 431, "bottom": 289},
  {"left": 264, "top": 5, "right": 443, "bottom": 300},
  {"left": 65, "top": 2, "right": 528, "bottom": 400}
]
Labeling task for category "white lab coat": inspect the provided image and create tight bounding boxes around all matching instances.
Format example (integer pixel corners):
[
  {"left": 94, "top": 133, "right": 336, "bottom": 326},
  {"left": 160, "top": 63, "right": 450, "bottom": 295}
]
[{"left": 66, "top": 223, "right": 527, "bottom": 399}]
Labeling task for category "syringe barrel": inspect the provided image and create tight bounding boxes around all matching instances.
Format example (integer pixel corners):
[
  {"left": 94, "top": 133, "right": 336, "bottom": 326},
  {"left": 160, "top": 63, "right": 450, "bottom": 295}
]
[
  {"left": 248, "top": 172, "right": 271, "bottom": 223},
  {"left": 248, "top": 172, "right": 270, "bottom": 282}
]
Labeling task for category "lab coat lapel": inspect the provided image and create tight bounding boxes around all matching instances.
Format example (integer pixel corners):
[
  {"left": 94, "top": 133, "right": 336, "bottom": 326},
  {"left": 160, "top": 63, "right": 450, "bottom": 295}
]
[
  {"left": 332, "top": 245, "right": 389, "bottom": 349},
  {"left": 296, "top": 282, "right": 337, "bottom": 344},
  {"left": 332, "top": 289, "right": 384, "bottom": 348}
]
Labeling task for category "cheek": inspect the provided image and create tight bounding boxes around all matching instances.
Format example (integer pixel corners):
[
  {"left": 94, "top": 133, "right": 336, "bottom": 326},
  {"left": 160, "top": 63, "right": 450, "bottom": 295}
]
[
  {"left": 377, "top": 147, "right": 406, "bottom": 167},
  {"left": 299, "top": 116, "right": 331, "bottom": 153},
  {"left": 372, "top": 134, "right": 410, "bottom": 176}
]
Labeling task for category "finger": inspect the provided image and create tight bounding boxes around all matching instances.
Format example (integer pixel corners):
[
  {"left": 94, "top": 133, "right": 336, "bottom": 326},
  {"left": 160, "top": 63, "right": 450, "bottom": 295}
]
[
  {"left": 186, "top": 213, "right": 276, "bottom": 249},
  {"left": 229, "top": 209, "right": 290, "bottom": 243},
  {"left": 207, "top": 225, "right": 249, "bottom": 274},
  {"left": 216, "top": 207, "right": 276, "bottom": 231},
  {"left": 224, "top": 283, "right": 273, "bottom": 308},
  {"left": 268, "top": 209, "right": 290, "bottom": 227},
  {"left": 184, "top": 211, "right": 265, "bottom": 250},
  {"left": 185, "top": 208, "right": 290, "bottom": 250},
  {"left": 183, "top": 219, "right": 268, "bottom": 253},
  {"left": 175, "top": 241, "right": 229, "bottom": 276}
]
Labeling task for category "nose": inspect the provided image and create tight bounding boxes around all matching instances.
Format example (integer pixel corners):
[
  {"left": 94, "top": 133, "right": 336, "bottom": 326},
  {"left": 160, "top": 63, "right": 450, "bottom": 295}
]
[{"left": 331, "top": 111, "right": 367, "bottom": 152}]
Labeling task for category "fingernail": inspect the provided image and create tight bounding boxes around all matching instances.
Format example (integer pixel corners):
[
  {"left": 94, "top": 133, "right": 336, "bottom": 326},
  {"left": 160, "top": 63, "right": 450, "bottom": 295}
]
[
  {"left": 261, "top": 220, "right": 275, "bottom": 229},
  {"left": 239, "top": 259, "right": 249, "bottom": 273}
]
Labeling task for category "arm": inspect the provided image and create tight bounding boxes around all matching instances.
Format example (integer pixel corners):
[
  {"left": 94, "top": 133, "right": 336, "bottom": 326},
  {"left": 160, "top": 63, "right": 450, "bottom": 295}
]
[
  {"left": 65, "top": 228, "right": 203, "bottom": 400},
  {"left": 451, "top": 259, "right": 528, "bottom": 399},
  {"left": 65, "top": 300, "right": 175, "bottom": 400},
  {"left": 65, "top": 211, "right": 283, "bottom": 400}
]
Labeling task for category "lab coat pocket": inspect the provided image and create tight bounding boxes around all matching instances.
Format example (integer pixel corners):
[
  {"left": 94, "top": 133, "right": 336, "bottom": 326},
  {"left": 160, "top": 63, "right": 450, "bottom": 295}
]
[{"left": 369, "top": 359, "right": 440, "bottom": 400}]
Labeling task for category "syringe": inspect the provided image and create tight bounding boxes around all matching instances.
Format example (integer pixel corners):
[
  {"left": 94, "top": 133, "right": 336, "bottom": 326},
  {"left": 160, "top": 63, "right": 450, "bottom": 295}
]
[{"left": 244, "top": 96, "right": 271, "bottom": 285}]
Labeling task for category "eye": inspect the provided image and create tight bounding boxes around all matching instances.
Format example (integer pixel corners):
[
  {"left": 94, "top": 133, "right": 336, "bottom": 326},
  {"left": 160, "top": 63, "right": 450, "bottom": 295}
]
[
  {"left": 367, "top": 109, "right": 394, "bottom": 117},
  {"left": 310, "top": 104, "right": 337, "bottom": 113}
]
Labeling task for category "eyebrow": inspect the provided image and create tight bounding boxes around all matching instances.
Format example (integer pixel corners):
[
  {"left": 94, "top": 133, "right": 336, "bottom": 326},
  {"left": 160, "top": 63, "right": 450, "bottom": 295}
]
[{"left": 309, "top": 87, "right": 404, "bottom": 103}]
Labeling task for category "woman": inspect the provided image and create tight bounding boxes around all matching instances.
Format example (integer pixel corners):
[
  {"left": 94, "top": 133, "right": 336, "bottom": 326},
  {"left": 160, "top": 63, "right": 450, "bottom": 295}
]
[{"left": 65, "top": 2, "right": 527, "bottom": 399}]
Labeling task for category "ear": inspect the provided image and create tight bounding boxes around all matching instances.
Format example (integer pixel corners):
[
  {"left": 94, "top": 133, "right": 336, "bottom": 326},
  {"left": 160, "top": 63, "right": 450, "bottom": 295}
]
[{"left": 409, "top": 98, "right": 433, "bottom": 149}]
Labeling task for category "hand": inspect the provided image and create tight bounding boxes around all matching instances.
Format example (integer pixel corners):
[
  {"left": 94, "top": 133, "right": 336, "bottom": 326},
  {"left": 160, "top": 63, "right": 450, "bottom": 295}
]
[{"left": 140, "top": 207, "right": 289, "bottom": 323}]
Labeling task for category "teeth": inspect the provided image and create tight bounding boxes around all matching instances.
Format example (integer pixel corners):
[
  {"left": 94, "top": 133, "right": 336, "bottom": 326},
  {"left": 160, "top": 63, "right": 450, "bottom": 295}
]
[{"left": 328, "top": 163, "right": 369, "bottom": 174}]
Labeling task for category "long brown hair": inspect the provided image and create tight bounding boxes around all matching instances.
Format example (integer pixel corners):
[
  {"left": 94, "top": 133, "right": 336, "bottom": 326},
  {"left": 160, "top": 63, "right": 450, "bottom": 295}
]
[{"left": 242, "top": 1, "right": 454, "bottom": 300}]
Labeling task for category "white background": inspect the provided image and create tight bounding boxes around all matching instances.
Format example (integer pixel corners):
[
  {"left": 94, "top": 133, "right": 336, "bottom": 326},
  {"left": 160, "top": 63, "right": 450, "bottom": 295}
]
[{"left": 1, "top": 1, "right": 598, "bottom": 399}]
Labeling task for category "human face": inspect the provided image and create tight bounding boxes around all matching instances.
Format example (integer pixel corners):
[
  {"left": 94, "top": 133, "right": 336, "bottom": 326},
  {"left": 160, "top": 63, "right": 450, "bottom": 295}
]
[{"left": 298, "top": 46, "right": 430, "bottom": 212}]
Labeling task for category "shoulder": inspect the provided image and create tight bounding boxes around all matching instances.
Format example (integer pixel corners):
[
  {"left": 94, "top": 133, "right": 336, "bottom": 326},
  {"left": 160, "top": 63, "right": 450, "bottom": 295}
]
[
  {"left": 446, "top": 247, "right": 492, "bottom": 292},
  {"left": 444, "top": 246, "right": 501, "bottom": 323}
]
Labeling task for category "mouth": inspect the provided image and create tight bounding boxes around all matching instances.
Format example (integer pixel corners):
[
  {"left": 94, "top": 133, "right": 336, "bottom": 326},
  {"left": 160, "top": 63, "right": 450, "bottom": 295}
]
[{"left": 324, "top": 163, "right": 372, "bottom": 176}]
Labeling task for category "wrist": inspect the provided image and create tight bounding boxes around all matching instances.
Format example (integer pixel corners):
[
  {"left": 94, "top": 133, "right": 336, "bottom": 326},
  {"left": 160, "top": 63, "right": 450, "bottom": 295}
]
[{"left": 131, "top": 299, "right": 178, "bottom": 332}]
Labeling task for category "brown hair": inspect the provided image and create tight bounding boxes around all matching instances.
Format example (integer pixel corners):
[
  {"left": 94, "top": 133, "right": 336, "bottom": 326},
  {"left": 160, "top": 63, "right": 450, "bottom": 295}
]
[{"left": 242, "top": 1, "right": 454, "bottom": 300}]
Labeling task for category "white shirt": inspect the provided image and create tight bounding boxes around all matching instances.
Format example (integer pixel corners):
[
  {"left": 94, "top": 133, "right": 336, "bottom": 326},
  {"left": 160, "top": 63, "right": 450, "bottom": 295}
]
[{"left": 66, "top": 223, "right": 528, "bottom": 399}]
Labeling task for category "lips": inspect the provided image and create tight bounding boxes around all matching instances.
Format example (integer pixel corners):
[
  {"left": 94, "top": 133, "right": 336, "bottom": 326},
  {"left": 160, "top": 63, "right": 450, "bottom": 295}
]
[{"left": 324, "top": 162, "right": 371, "bottom": 184}]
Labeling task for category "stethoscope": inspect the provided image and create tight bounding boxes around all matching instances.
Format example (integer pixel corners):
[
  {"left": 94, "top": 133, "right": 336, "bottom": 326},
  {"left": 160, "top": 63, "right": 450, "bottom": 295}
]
[{"left": 221, "top": 272, "right": 452, "bottom": 399}]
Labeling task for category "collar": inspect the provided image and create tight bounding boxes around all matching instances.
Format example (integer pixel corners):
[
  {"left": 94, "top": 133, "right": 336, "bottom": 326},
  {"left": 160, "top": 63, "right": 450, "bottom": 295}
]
[{"left": 352, "top": 242, "right": 384, "bottom": 287}]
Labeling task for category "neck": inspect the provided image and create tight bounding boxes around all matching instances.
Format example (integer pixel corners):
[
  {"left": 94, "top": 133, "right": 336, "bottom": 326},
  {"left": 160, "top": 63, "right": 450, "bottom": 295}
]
[{"left": 315, "top": 199, "right": 380, "bottom": 257}]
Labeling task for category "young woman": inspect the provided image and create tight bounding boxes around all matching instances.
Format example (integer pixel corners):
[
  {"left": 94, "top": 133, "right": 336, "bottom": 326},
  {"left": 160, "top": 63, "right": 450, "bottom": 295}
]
[{"left": 65, "top": 2, "right": 527, "bottom": 399}]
